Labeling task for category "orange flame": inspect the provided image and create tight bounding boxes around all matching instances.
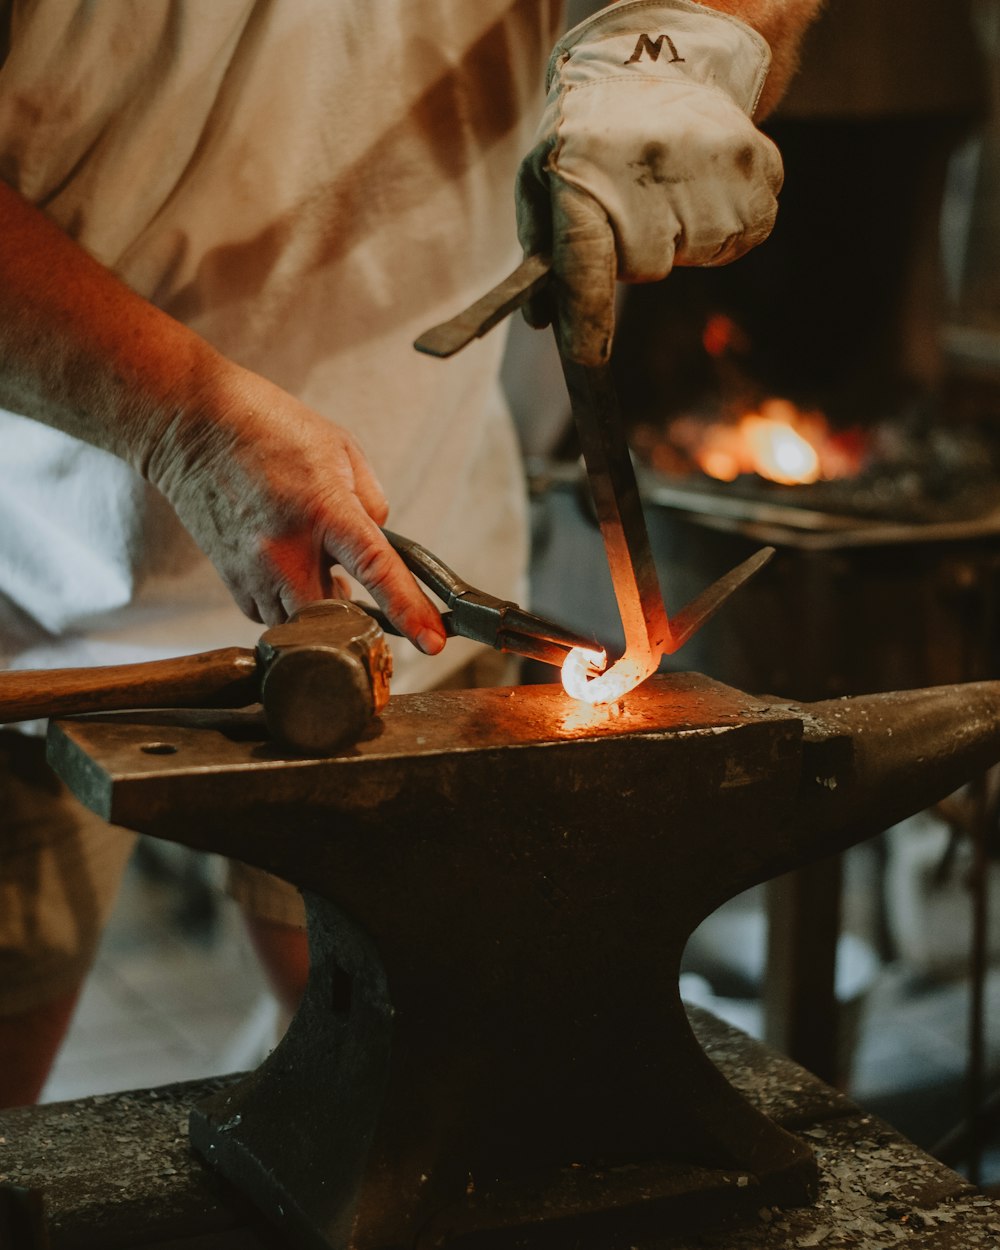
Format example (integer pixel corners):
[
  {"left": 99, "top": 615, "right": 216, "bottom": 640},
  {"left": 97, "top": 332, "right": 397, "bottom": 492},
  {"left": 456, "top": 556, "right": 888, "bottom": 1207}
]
[
  {"left": 687, "top": 398, "right": 852, "bottom": 486},
  {"left": 742, "top": 415, "right": 820, "bottom": 485}
]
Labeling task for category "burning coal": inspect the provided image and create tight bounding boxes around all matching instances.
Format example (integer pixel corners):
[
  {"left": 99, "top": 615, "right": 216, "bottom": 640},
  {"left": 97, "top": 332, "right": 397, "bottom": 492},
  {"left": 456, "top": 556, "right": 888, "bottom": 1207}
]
[{"left": 660, "top": 398, "right": 866, "bottom": 487}]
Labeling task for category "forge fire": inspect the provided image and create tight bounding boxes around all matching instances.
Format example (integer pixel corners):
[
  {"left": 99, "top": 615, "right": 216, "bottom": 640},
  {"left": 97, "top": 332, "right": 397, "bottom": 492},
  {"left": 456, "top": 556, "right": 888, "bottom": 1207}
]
[
  {"left": 662, "top": 397, "right": 867, "bottom": 486},
  {"left": 628, "top": 312, "right": 1000, "bottom": 524}
]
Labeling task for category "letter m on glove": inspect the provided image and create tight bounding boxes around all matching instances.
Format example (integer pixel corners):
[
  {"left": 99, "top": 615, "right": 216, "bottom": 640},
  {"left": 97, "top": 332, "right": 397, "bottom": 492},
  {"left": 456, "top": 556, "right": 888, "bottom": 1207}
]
[{"left": 625, "top": 33, "right": 684, "bottom": 65}]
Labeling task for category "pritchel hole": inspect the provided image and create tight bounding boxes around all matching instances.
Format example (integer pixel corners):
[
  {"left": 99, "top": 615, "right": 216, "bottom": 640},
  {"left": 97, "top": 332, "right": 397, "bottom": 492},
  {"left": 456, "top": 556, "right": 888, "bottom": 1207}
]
[{"left": 139, "top": 742, "right": 179, "bottom": 755}]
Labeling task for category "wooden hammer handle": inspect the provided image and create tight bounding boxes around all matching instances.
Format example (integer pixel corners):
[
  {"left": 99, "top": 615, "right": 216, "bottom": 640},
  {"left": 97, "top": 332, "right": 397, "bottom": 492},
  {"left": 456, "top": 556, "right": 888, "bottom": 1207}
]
[{"left": 0, "top": 647, "right": 260, "bottom": 723}]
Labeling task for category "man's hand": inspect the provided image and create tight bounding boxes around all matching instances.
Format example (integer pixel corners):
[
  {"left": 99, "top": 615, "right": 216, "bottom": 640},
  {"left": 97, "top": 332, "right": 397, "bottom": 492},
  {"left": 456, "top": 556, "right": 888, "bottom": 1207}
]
[
  {"left": 0, "top": 183, "right": 447, "bottom": 652},
  {"left": 144, "top": 365, "right": 447, "bottom": 649},
  {"left": 517, "top": 0, "right": 784, "bottom": 366}
]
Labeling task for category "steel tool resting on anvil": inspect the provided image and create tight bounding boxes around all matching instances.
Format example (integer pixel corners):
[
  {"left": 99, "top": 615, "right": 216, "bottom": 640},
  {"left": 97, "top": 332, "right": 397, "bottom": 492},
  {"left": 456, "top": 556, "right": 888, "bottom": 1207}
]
[
  {"left": 0, "top": 256, "right": 772, "bottom": 751},
  {"left": 416, "top": 253, "right": 774, "bottom": 700},
  {"left": 0, "top": 599, "right": 390, "bottom": 756},
  {"left": 0, "top": 547, "right": 597, "bottom": 751}
]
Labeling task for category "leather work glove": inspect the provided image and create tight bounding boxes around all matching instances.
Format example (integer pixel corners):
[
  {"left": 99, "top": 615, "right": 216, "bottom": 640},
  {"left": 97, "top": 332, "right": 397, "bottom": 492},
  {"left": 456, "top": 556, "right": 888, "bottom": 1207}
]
[{"left": 517, "top": 0, "right": 783, "bottom": 365}]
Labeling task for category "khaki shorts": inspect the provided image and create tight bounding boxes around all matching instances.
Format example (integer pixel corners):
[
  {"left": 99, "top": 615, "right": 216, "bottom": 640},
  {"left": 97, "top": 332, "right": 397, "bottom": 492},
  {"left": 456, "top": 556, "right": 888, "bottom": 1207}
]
[
  {"left": 0, "top": 652, "right": 516, "bottom": 1015},
  {"left": 0, "top": 729, "right": 136, "bottom": 1015}
]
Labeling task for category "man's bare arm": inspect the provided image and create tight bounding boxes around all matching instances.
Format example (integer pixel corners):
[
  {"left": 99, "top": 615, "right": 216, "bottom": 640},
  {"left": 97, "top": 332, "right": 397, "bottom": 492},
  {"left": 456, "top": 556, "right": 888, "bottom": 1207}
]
[
  {"left": 693, "top": 0, "right": 824, "bottom": 114},
  {"left": 593, "top": 0, "right": 825, "bottom": 115},
  {"left": 0, "top": 181, "right": 446, "bottom": 648}
]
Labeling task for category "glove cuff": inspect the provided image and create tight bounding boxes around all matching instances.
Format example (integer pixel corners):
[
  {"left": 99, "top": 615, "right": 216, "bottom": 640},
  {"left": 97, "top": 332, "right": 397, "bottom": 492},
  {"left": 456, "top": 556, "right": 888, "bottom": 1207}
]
[{"left": 547, "top": 0, "right": 771, "bottom": 117}]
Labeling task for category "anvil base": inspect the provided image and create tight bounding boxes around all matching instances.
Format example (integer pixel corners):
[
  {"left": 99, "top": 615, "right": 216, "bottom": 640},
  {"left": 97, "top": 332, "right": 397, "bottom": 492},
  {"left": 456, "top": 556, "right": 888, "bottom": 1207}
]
[
  {"left": 2, "top": 1009, "right": 995, "bottom": 1250},
  {"left": 192, "top": 890, "right": 816, "bottom": 1250}
]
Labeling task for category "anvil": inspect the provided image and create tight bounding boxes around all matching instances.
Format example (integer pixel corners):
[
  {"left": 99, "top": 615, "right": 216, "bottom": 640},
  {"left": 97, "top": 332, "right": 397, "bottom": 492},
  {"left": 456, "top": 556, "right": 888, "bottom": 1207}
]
[{"left": 47, "top": 673, "right": 1000, "bottom": 1249}]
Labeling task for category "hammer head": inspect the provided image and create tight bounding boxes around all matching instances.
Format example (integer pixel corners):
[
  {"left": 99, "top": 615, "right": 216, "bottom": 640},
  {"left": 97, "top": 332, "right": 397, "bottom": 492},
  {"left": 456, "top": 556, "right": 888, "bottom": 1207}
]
[{"left": 257, "top": 601, "right": 392, "bottom": 756}]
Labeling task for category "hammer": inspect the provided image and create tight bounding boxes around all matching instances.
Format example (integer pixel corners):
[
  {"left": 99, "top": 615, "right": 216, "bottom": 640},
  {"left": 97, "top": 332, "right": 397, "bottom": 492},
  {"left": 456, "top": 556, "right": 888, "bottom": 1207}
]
[{"left": 0, "top": 600, "right": 391, "bottom": 756}]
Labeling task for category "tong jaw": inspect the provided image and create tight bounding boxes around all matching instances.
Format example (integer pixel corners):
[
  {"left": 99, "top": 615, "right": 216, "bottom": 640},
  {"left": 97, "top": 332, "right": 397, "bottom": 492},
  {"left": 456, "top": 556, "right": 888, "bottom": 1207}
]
[
  {"left": 382, "top": 530, "right": 601, "bottom": 670},
  {"left": 416, "top": 255, "right": 773, "bottom": 698}
]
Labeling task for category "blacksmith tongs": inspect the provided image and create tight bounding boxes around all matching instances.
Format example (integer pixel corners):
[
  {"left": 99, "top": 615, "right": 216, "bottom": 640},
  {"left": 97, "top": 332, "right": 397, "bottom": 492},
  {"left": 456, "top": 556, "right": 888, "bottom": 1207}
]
[
  {"left": 414, "top": 253, "right": 774, "bottom": 698},
  {"left": 373, "top": 529, "right": 601, "bottom": 669}
]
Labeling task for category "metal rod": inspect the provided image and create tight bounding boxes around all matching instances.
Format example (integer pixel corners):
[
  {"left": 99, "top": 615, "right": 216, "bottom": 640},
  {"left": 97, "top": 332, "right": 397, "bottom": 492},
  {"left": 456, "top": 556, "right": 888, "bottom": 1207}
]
[{"left": 557, "top": 356, "right": 672, "bottom": 663}]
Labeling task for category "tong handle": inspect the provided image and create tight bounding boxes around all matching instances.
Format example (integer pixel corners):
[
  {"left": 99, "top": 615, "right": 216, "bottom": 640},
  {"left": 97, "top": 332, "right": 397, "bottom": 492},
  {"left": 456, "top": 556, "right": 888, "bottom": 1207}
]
[
  {"left": 0, "top": 648, "right": 259, "bottom": 723},
  {"left": 414, "top": 254, "right": 552, "bottom": 358},
  {"left": 382, "top": 528, "right": 469, "bottom": 604}
]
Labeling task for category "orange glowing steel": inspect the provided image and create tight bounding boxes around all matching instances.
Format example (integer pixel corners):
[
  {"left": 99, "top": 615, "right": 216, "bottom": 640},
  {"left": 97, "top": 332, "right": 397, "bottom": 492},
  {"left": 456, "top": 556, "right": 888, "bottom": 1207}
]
[
  {"left": 561, "top": 647, "right": 607, "bottom": 700},
  {"left": 561, "top": 646, "right": 652, "bottom": 706}
]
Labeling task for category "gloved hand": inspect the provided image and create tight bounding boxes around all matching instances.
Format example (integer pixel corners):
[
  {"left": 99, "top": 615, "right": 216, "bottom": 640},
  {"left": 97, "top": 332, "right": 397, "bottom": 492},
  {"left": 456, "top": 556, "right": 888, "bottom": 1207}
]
[
  {"left": 143, "top": 361, "right": 448, "bottom": 652},
  {"left": 517, "top": 0, "right": 783, "bottom": 365}
]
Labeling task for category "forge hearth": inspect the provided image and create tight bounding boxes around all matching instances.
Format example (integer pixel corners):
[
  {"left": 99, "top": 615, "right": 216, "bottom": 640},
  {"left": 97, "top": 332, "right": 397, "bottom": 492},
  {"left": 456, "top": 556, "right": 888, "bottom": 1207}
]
[
  {"left": 531, "top": 459, "right": 1000, "bottom": 699},
  {"left": 629, "top": 404, "right": 1000, "bottom": 527}
]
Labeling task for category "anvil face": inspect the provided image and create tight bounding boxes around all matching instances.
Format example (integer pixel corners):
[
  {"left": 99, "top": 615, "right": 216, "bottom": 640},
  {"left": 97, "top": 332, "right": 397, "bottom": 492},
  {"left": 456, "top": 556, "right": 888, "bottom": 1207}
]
[
  {"left": 46, "top": 673, "right": 1000, "bottom": 1250},
  {"left": 50, "top": 673, "right": 802, "bottom": 883}
]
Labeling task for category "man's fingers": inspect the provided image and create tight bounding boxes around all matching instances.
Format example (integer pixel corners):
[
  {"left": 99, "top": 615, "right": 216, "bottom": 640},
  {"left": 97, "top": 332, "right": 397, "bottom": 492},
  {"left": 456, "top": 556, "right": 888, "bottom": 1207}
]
[
  {"left": 515, "top": 152, "right": 558, "bottom": 330},
  {"left": 551, "top": 184, "right": 619, "bottom": 366},
  {"left": 515, "top": 154, "right": 552, "bottom": 261},
  {"left": 323, "top": 515, "right": 446, "bottom": 655},
  {"left": 274, "top": 558, "right": 335, "bottom": 625},
  {"left": 256, "top": 530, "right": 331, "bottom": 625},
  {"left": 256, "top": 522, "right": 446, "bottom": 656},
  {"left": 345, "top": 438, "right": 390, "bottom": 524},
  {"left": 254, "top": 519, "right": 445, "bottom": 655}
]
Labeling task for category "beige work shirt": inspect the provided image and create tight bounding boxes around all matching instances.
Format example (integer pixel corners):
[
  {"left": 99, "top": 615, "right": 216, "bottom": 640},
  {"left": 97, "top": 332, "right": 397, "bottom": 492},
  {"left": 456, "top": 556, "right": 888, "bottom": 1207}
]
[{"left": 0, "top": 0, "right": 562, "bottom": 690}]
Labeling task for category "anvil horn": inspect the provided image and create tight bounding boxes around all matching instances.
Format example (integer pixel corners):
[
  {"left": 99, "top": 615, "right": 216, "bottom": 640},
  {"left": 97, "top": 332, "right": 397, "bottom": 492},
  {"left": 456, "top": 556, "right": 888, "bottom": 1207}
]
[{"left": 791, "top": 681, "right": 1000, "bottom": 864}]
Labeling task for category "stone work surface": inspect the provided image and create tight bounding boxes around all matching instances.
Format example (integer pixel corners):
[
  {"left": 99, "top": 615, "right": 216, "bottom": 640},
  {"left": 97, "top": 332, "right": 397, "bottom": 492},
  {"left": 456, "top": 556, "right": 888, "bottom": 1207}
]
[
  {"left": 0, "top": 1076, "right": 269, "bottom": 1249},
  {"left": 1, "top": 1008, "right": 998, "bottom": 1248},
  {"left": 659, "top": 1010, "right": 998, "bottom": 1250}
]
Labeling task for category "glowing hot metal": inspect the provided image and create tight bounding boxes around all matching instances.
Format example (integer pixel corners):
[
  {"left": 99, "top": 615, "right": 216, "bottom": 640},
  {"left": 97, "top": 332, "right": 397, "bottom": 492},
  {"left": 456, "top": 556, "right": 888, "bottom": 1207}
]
[
  {"left": 416, "top": 254, "right": 776, "bottom": 703},
  {"left": 562, "top": 545, "right": 778, "bottom": 704},
  {"left": 561, "top": 646, "right": 607, "bottom": 701},
  {"left": 561, "top": 648, "right": 651, "bottom": 705},
  {"left": 557, "top": 296, "right": 775, "bottom": 705},
  {"left": 557, "top": 355, "right": 671, "bottom": 702}
]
